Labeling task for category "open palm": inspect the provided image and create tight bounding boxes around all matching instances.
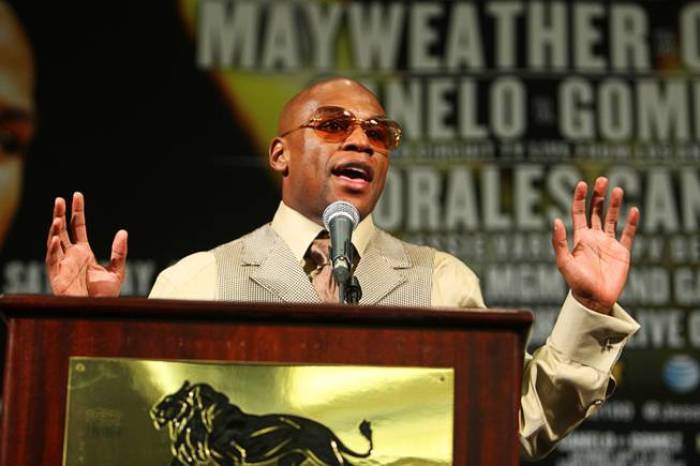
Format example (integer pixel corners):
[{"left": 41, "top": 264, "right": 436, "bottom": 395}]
[
  {"left": 552, "top": 178, "right": 640, "bottom": 314},
  {"left": 46, "top": 193, "right": 128, "bottom": 297}
]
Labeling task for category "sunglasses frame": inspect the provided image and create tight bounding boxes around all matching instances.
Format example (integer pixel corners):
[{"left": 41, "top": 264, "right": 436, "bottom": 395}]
[
  {"left": 0, "top": 109, "right": 33, "bottom": 157},
  {"left": 279, "top": 106, "right": 402, "bottom": 152}
]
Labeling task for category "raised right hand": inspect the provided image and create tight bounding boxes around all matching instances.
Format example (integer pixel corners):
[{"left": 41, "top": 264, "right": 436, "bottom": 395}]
[{"left": 45, "top": 192, "right": 128, "bottom": 296}]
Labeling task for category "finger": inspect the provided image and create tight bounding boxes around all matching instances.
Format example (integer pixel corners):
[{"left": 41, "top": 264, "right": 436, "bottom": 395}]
[
  {"left": 71, "top": 192, "right": 89, "bottom": 243},
  {"left": 571, "top": 181, "right": 588, "bottom": 243},
  {"left": 48, "top": 197, "right": 61, "bottom": 246},
  {"left": 589, "top": 177, "right": 608, "bottom": 230},
  {"left": 46, "top": 235, "right": 67, "bottom": 293},
  {"left": 551, "top": 218, "right": 572, "bottom": 269},
  {"left": 52, "top": 197, "right": 72, "bottom": 248},
  {"left": 107, "top": 229, "right": 128, "bottom": 279},
  {"left": 46, "top": 217, "right": 66, "bottom": 251},
  {"left": 45, "top": 236, "right": 64, "bottom": 270},
  {"left": 604, "top": 187, "right": 623, "bottom": 237},
  {"left": 620, "top": 206, "right": 640, "bottom": 251}
]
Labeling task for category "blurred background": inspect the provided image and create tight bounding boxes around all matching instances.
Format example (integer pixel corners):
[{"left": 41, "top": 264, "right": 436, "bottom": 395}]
[{"left": 0, "top": 0, "right": 698, "bottom": 463}]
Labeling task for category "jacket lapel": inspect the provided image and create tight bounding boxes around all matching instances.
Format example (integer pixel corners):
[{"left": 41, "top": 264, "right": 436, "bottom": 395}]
[
  {"left": 355, "top": 230, "right": 411, "bottom": 305},
  {"left": 242, "top": 226, "right": 320, "bottom": 303}
]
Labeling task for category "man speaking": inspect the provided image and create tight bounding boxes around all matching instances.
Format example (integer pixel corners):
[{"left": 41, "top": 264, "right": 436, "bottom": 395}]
[{"left": 45, "top": 77, "right": 640, "bottom": 460}]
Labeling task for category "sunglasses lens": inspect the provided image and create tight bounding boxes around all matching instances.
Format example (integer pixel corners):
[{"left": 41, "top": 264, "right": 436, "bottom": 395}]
[
  {"left": 364, "top": 120, "right": 402, "bottom": 151},
  {"left": 309, "top": 107, "right": 354, "bottom": 142},
  {"left": 314, "top": 117, "right": 353, "bottom": 139}
]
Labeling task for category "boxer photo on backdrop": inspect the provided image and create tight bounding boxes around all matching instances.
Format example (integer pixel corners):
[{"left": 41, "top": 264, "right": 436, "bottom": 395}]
[{"left": 0, "top": 1, "right": 34, "bottom": 252}]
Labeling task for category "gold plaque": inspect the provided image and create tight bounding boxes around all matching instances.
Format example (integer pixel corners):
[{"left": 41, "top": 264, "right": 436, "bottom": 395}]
[{"left": 63, "top": 357, "right": 454, "bottom": 465}]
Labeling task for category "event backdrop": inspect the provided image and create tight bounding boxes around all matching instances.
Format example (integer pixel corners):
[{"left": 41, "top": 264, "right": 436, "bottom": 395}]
[{"left": 0, "top": 1, "right": 698, "bottom": 464}]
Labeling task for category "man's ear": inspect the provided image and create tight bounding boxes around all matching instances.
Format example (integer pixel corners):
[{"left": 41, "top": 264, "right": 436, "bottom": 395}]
[{"left": 269, "top": 137, "right": 289, "bottom": 176}]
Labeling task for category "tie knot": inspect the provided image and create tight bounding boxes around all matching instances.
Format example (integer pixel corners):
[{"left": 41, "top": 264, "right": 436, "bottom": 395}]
[
  {"left": 304, "top": 231, "right": 360, "bottom": 276},
  {"left": 304, "top": 231, "right": 331, "bottom": 275},
  {"left": 308, "top": 237, "right": 331, "bottom": 269}
]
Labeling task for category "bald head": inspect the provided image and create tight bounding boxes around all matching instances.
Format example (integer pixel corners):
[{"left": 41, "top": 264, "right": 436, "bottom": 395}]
[{"left": 277, "top": 78, "right": 384, "bottom": 135}]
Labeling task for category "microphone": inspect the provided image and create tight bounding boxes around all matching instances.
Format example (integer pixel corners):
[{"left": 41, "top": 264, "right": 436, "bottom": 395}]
[{"left": 322, "top": 200, "right": 360, "bottom": 284}]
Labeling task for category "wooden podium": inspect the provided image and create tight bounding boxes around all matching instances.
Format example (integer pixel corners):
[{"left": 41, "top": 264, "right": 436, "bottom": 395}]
[{"left": 0, "top": 295, "right": 532, "bottom": 465}]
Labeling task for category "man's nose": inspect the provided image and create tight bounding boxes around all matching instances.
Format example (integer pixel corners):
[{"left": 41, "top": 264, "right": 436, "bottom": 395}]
[{"left": 341, "top": 125, "right": 373, "bottom": 155}]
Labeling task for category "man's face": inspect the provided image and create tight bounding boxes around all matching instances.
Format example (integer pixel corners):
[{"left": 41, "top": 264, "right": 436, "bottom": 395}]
[
  {"left": 0, "top": 2, "right": 34, "bottom": 249},
  {"left": 276, "top": 81, "right": 391, "bottom": 224}
]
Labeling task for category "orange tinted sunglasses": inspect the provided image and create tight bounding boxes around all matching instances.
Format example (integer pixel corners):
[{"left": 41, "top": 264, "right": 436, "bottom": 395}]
[{"left": 280, "top": 106, "right": 402, "bottom": 152}]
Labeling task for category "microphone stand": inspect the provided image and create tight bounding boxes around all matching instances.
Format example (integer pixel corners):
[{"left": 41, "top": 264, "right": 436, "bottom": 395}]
[
  {"left": 335, "top": 242, "right": 362, "bottom": 305},
  {"left": 340, "top": 276, "right": 362, "bottom": 305}
]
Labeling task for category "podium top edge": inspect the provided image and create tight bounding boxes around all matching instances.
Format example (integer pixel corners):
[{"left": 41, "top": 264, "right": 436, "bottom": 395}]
[{"left": 0, "top": 294, "right": 533, "bottom": 332}]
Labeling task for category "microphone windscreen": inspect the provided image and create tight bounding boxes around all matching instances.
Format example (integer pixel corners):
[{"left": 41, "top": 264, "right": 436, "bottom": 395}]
[{"left": 322, "top": 201, "right": 360, "bottom": 232}]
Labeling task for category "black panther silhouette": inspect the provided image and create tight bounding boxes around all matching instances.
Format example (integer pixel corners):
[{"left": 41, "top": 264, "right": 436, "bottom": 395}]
[{"left": 150, "top": 381, "right": 373, "bottom": 466}]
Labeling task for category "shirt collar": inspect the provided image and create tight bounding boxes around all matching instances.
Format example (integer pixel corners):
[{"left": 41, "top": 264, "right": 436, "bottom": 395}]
[{"left": 270, "top": 201, "right": 376, "bottom": 262}]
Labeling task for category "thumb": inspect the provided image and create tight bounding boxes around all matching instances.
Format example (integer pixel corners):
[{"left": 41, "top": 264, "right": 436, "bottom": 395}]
[{"left": 107, "top": 229, "right": 128, "bottom": 279}]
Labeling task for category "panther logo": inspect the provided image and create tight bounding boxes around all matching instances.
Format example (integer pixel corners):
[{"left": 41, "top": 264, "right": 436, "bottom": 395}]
[{"left": 150, "top": 381, "right": 373, "bottom": 466}]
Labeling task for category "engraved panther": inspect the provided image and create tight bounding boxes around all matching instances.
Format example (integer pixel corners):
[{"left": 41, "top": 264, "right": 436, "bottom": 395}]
[{"left": 150, "top": 381, "right": 373, "bottom": 466}]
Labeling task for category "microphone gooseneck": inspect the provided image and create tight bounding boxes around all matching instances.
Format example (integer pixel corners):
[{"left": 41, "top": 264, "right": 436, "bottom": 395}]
[{"left": 322, "top": 201, "right": 360, "bottom": 293}]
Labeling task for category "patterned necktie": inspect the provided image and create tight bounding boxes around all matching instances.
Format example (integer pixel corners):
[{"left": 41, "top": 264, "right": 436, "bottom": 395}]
[{"left": 304, "top": 232, "right": 339, "bottom": 303}]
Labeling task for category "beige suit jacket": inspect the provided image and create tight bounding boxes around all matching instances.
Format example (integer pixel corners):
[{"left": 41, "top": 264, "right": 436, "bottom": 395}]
[{"left": 150, "top": 202, "right": 640, "bottom": 460}]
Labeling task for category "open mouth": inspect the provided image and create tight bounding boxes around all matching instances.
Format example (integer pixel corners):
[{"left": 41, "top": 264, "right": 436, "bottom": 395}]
[{"left": 331, "top": 163, "right": 373, "bottom": 183}]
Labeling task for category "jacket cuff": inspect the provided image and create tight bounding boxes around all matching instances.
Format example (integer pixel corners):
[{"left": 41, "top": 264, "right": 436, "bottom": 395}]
[{"left": 549, "top": 291, "right": 640, "bottom": 373}]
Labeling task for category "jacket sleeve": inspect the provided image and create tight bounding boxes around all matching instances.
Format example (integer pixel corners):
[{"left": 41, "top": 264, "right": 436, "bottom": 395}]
[
  {"left": 431, "top": 252, "right": 639, "bottom": 460},
  {"left": 519, "top": 292, "right": 639, "bottom": 460}
]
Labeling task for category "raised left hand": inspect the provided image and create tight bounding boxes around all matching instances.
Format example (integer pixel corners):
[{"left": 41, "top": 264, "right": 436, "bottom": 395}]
[
  {"left": 46, "top": 193, "right": 128, "bottom": 297},
  {"left": 552, "top": 177, "right": 640, "bottom": 314}
]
